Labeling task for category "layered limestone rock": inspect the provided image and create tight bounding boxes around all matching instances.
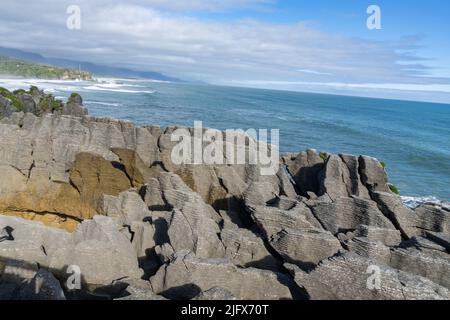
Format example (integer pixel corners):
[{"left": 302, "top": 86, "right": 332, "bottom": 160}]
[
  {"left": 1, "top": 89, "right": 449, "bottom": 300},
  {"left": 150, "top": 251, "right": 298, "bottom": 300},
  {"left": 0, "top": 215, "right": 142, "bottom": 290},
  {"left": 286, "top": 252, "right": 450, "bottom": 300}
]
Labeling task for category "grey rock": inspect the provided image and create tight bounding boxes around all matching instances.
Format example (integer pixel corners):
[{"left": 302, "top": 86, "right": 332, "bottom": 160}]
[
  {"left": 270, "top": 228, "right": 341, "bottom": 270},
  {"left": 29, "top": 269, "right": 66, "bottom": 300},
  {"left": 276, "top": 166, "right": 298, "bottom": 198},
  {"left": 426, "top": 232, "right": 450, "bottom": 252},
  {"left": 310, "top": 196, "right": 396, "bottom": 235},
  {"left": 407, "top": 236, "right": 448, "bottom": 252},
  {"left": 318, "top": 154, "right": 351, "bottom": 201},
  {"left": 49, "top": 216, "right": 143, "bottom": 286},
  {"left": 154, "top": 243, "right": 176, "bottom": 264},
  {"left": 151, "top": 251, "right": 296, "bottom": 300},
  {"left": 0, "top": 95, "right": 15, "bottom": 118},
  {"left": 344, "top": 237, "right": 391, "bottom": 264},
  {"left": 62, "top": 94, "right": 88, "bottom": 117},
  {"left": 129, "top": 221, "right": 156, "bottom": 259},
  {"left": 99, "top": 190, "right": 151, "bottom": 227},
  {"left": 17, "top": 93, "right": 37, "bottom": 114},
  {"left": 0, "top": 226, "right": 13, "bottom": 242},
  {"left": 340, "top": 154, "right": 371, "bottom": 199},
  {"left": 193, "top": 287, "right": 237, "bottom": 300},
  {"left": 287, "top": 252, "right": 450, "bottom": 300},
  {"left": 1, "top": 259, "right": 39, "bottom": 285},
  {"left": 147, "top": 173, "right": 225, "bottom": 259},
  {"left": 0, "top": 216, "right": 72, "bottom": 266},
  {"left": 389, "top": 247, "right": 450, "bottom": 290},
  {"left": 282, "top": 149, "right": 325, "bottom": 196},
  {"left": 372, "top": 191, "right": 421, "bottom": 238},
  {"left": 221, "top": 227, "right": 280, "bottom": 270},
  {"left": 354, "top": 225, "right": 402, "bottom": 247},
  {"left": 245, "top": 184, "right": 339, "bottom": 269},
  {"left": 115, "top": 279, "right": 166, "bottom": 300},
  {"left": 358, "top": 156, "right": 390, "bottom": 193},
  {"left": 414, "top": 204, "right": 450, "bottom": 234}
]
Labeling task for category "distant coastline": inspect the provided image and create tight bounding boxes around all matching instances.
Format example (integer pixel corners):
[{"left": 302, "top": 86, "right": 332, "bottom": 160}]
[{"left": 0, "top": 55, "right": 93, "bottom": 81}]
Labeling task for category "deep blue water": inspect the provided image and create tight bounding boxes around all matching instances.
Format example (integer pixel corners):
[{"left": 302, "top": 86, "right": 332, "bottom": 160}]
[{"left": 2, "top": 78, "right": 450, "bottom": 200}]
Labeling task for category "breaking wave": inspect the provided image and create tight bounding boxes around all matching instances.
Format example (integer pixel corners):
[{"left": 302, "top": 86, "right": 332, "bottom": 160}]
[{"left": 402, "top": 196, "right": 450, "bottom": 209}]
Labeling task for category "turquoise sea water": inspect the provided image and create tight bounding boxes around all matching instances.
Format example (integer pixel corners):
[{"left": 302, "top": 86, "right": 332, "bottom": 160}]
[{"left": 2, "top": 78, "right": 450, "bottom": 200}]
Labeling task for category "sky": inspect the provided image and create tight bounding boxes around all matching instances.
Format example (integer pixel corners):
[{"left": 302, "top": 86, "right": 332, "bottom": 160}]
[{"left": 1, "top": 0, "right": 450, "bottom": 103}]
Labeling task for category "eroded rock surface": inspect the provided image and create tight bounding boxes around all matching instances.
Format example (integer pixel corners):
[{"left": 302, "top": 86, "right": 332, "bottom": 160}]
[{"left": 1, "top": 90, "right": 449, "bottom": 300}]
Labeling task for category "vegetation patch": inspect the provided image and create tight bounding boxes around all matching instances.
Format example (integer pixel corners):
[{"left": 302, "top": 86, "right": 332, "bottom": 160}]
[
  {"left": 319, "top": 152, "right": 329, "bottom": 161},
  {"left": 0, "top": 55, "right": 93, "bottom": 80},
  {"left": 389, "top": 184, "right": 400, "bottom": 195},
  {"left": 0, "top": 86, "right": 24, "bottom": 111},
  {"left": 38, "top": 94, "right": 63, "bottom": 113}
]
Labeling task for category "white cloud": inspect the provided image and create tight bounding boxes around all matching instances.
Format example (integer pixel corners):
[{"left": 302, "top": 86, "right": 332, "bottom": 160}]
[
  {"left": 0, "top": 0, "right": 449, "bottom": 102},
  {"left": 232, "top": 80, "right": 450, "bottom": 94},
  {"left": 135, "top": 0, "right": 274, "bottom": 11},
  {"left": 298, "top": 69, "right": 333, "bottom": 76}
]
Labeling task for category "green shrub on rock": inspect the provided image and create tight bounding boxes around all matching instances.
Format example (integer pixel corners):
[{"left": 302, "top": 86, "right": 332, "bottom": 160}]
[
  {"left": 70, "top": 92, "right": 81, "bottom": 99},
  {"left": 38, "top": 94, "right": 63, "bottom": 113},
  {"left": 319, "top": 152, "right": 329, "bottom": 161},
  {"left": 29, "top": 85, "right": 41, "bottom": 96},
  {"left": 389, "top": 184, "right": 400, "bottom": 195},
  {"left": 0, "top": 87, "right": 11, "bottom": 97},
  {"left": 0, "top": 86, "right": 24, "bottom": 111},
  {"left": 13, "top": 89, "right": 27, "bottom": 95}
]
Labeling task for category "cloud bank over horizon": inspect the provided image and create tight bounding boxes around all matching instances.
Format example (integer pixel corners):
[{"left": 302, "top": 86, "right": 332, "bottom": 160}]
[{"left": 0, "top": 0, "right": 450, "bottom": 103}]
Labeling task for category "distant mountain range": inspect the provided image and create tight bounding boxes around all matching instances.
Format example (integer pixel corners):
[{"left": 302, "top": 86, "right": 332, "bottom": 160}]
[
  {"left": 0, "top": 47, "right": 182, "bottom": 82},
  {"left": 0, "top": 55, "right": 94, "bottom": 80}
]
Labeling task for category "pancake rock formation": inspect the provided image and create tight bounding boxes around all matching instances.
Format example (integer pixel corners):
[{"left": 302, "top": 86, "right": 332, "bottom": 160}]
[{"left": 0, "top": 88, "right": 449, "bottom": 300}]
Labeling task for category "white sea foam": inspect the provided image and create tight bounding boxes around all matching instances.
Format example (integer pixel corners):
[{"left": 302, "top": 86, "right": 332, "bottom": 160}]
[
  {"left": 0, "top": 78, "right": 88, "bottom": 93},
  {"left": 83, "top": 85, "right": 155, "bottom": 94},
  {"left": 402, "top": 196, "right": 450, "bottom": 209},
  {"left": 96, "top": 77, "right": 169, "bottom": 84},
  {"left": 85, "top": 100, "right": 121, "bottom": 107}
]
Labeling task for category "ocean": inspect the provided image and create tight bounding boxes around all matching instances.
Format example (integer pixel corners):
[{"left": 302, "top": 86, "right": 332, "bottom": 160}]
[{"left": 1, "top": 77, "right": 449, "bottom": 202}]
